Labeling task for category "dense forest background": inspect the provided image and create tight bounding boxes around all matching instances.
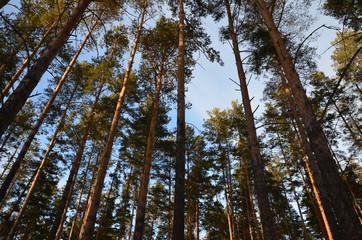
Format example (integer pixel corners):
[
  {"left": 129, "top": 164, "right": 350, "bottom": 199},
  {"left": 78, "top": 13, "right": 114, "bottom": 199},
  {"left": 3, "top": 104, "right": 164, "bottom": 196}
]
[{"left": 0, "top": 0, "right": 361, "bottom": 239}]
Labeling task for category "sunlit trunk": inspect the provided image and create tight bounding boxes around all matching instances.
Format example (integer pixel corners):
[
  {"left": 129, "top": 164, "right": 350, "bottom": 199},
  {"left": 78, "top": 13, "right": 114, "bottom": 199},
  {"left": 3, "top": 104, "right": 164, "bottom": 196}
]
[
  {"left": 225, "top": 1, "right": 276, "bottom": 238},
  {"left": 172, "top": 0, "right": 186, "bottom": 239},
  {"left": 77, "top": 3, "right": 147, "bottom": 239},
  {"left": 257, "top": 1, "right": 362, "bottom": 238}
]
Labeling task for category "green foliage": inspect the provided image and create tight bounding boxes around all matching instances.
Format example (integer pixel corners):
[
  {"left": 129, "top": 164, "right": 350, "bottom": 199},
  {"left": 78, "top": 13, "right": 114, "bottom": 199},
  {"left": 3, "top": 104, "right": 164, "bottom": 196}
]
[{"left": 323, "top": 0, "right": 362, "bottom": 30}]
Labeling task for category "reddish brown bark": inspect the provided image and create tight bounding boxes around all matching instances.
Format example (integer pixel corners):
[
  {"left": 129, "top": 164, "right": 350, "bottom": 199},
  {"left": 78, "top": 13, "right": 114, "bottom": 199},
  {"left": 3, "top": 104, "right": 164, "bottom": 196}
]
[
  {"left": 77, "top": 3, "right": 147, "bottom": 239},
  {"left": 172, "top": 0, "right": 186, "bottom": 239},
  {"left": 133, "top": 61, "right": 165, "bottom": 240},
  {"left": 0, "top": 0, "right": 10, "bottom": 9},
  {"left": 256, "top": 0, "right": 362, "bottom": 238},
  {"left": 274, "top": 58, "right": 331, "bottom": 238},
  {"left": 225, "top": 1, "right": 276, "bottom": 239},
  {"left": 0, "top": 16, "right": 96, "bottom": 205}
]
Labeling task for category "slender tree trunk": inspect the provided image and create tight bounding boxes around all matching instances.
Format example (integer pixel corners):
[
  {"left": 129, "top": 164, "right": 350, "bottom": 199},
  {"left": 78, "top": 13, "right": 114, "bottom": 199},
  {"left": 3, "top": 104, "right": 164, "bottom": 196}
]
[
  {"left": 246, "top": 166, "right": 262, "bottom": 240},
  {"left": 0, "top": 17, "right": 96, "bottom": 204},
  {"left": 226, "top": 154, "right": 237, "bottom": 240},
  {"left": 225, "top": 1, "right": 276, "bottom": 239},
  {"left": 117, "top": 169, "right": 134, "bottom": 240},
  {"left": 273, "top": 58, "right": 331, "bottom": 239},
  {"left": 95, "top": 175, "right": 117, "bottom": 240},
  {"left": 289, "top": 174, "right": 311, "bottom": 240},
  {"left": 239, "top": 150, "right": 261, "bottom": 240},
  {"left": 134, "top": 61, "right": 165, "bottom": 240},
  {"left": 257, "top": 1, "right": 362, "bottom": 238},
  {"left": 0, "top": 22, "right": 57, "bottom": 102},
  {"left": 0, "top": 0, "right": 93, "bottom": 137},
  {"left": 167, "top": 161, "right": 173, "bottom": 240},
  {"left": 6, "top": 83, "right": 77, "bottom": 240},
  {"left": 274, "top": 127, "right": 311, "bottom": 239},
  {"left": 48, "top": 21, "right": 107, "bottom": 240},
  {"left": 78, "top": 4, "right": 147, "bottom": 239},
  {"left": 68, "top": 147, "right": 97, "bottom": 240},
  {"left": 329, "top": 147, "right": 362, "bottom": 222},
  {"left": 195, "top": 198, "right": 199, "bottom": 240},
  {"left": 186, "top": 191, "right": 193, "bottom": 240},
  {"left": 238, "top": 161, "right": 250, "bottom": 240},
  {"left": 299, "top": 167, "right": 329, "bottom": 239},
  {"left": 173, "top": 0, "right": 186, "bottom": 239},
  {"left": 223, "top": 165, "right": 234, "bottom": 240},
  {"left": 128, "top": 185, "right": 138, "bottom": 240}
]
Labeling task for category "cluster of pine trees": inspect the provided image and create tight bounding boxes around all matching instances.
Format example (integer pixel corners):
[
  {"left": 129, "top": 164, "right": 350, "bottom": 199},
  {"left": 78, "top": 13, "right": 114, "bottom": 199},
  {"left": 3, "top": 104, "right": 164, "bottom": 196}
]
[{"left": 0, "top": 0, "right": 361, "bottom": 239}]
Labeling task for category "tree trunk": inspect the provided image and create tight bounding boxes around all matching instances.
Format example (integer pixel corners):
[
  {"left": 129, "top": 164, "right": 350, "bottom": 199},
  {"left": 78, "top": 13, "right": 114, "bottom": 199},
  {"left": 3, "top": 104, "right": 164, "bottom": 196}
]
[
  {"left": 68, "top": 147, "right": 97, "bottom": 240},
  {"left": 299, "top": 166, "right": 329, "bottom": 239},
  {"left": 226, "top": 154, "right": 237, "bottom": 240},
  {"left": 117, "top": 169, "right": 134, "bottom": 240},
  {"left": 329, "top": 147, "right": 362, "bottom": 222},
  {"left": 48, "top": 18, "right": 106, "bottom": 240},
  {"left": 77, "top": 3, "right": 147, "bottom": 239},
  {"left": 173, "top": 0, "right": 186, "bottom": 239},
  {"left": 186, "top": 191, "right": 193, "bottom": 240},
  {"left": 0, "top": 22, "right": 57, "bottom": 103},
  {"left": 6, "top": 83, "right": 77, "bottom": 240},
  {"left": 0, "top": 0, "right": 92, "bottom": 137},
  {"left": 0, "top": 0, "right": 10, "bottom": 9},
  {"left": 257, "top": 1, "right": 362, "bottom": 237},
  {"left": 289, "top": 174, "right": 311, "bottom": 240},
  {"left": 225, "top": 1, "right": 276, "bottom": 239},
  {"left": 223, "top": 164, "right": 234, "bottom": 240},
  {"left": 0, "top": 16, "right": 97, "bottom": 205},
  {"left": 195, "top": 198, "right": 200, "bottom": 240},
  {"left": 273, "top": 58, "right": 331, "bottom": 239},
  {"left": 128, "top": 185, "right": 138, "bottom": 240},
  {"left": 134, "top": 61, "right": 165, "bottom": 240},
  {"left": 238, "top": 144, "right": 262, "bottom": 240}
]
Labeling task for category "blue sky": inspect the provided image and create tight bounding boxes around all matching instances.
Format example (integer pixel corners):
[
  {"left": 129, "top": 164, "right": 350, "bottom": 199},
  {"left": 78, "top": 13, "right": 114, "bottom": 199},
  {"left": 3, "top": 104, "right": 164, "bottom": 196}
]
[
  {"left": 184, "top": 3, "right": 340, "bottom": 132},
  {"left": 2, "top": 0, "right": 340, "bottom": 133}
]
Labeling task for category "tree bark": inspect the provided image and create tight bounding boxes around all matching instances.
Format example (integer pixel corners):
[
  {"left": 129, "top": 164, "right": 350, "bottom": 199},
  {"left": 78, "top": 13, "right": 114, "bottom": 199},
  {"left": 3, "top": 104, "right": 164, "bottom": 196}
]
[
  {"left": 47, "top": 15, "right": 106, "bottom": 240},
  {"left": 0, "top": 17, "right": 96, "bottom": 204},
  {"left": 0, "top": 0, "right": 92, "bottom": 137},
  {"left": 172, "top": 0, "right": 186, "bottom": 239},
  {"left": 195, "top": 198, "right": 200, "bottom": 240},
  {"left": 0, "top": 0, "right": 10, "bottom": 9},
  {"left": 117, "top": 169, "right": 134, "bottom": 240},
  {"left": 256, "top": 1, "right": 362, "bottom": 238},
  {"left": 77, "top": 3, "right": 147, "bottom": 239},
  {"left": 68, "top": 146, "right": 97, "bottom": 240},
  {"left": 133, "top": 61, "right": 165, "bottom": 240},
  {"left": 225, "top": 1, "right": 276, "bottom": 239},
  {"left": 274, "top": 58, "right": 330, "bottom": 238},
  {"left": 222, "top": 162, "right": 234, "bottom": 240}
]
